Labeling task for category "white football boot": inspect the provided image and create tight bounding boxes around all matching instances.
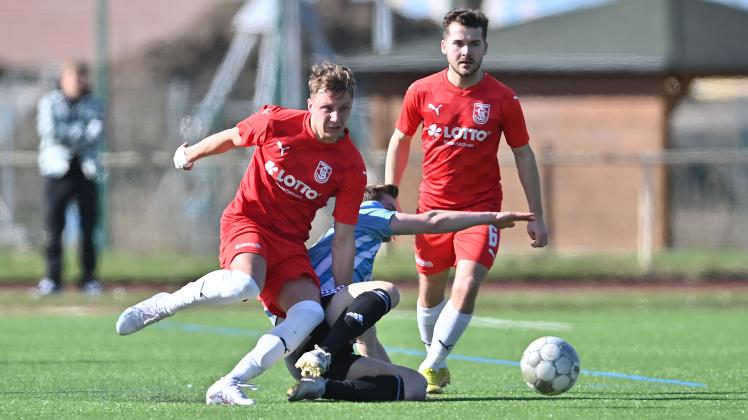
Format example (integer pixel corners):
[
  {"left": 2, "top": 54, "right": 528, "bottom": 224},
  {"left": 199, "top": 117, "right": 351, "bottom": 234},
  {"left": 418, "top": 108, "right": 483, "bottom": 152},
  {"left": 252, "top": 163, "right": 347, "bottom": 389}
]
[
  {"left": 205, "top": 377, "right": 257, "bottom": 406},
  {"left": 294, "top": 345, "right": 331, "bottom": 378},
  {"left": 115, "top": 292, "right": 172, "bottom": 335}
]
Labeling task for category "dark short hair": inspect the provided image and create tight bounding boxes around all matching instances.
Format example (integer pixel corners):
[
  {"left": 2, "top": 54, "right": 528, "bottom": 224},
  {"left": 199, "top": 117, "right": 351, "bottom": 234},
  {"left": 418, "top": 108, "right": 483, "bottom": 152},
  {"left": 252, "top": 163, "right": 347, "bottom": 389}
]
[
  {"left": 308, "top": 61, "right": 356, "bottom": 98},
  {"left": 61, "top": 60, "right": 89, "bottom": 77},
  {"left": 443, "top": 8, "right": 489, "bottom": 40},
  {"left": 363, "top": 184, "right": 399, "bottom": 202}
]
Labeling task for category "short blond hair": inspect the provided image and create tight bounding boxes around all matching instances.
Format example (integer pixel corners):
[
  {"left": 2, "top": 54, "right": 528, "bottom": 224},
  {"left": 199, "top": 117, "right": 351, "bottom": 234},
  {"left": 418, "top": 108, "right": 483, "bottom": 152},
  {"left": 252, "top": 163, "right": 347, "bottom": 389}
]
[{"left": 308, "top": 61, "right": 356, "bottom": 97}]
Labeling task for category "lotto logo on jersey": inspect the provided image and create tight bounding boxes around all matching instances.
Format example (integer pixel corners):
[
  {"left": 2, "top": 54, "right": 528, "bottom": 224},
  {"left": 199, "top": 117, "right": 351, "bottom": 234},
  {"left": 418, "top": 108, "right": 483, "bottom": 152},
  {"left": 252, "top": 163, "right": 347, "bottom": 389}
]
[
  {"left": 426, "top": 123, "right": 490, "bottom": 142},
  {"left": 264, "top": 160, "right": 320, "bottom": 200},
  {"left": 426, "top": 124, "right": 443, "bottom": 138},
  {"left": 473, "top": 103, "right": 490, "bottom": 124}
]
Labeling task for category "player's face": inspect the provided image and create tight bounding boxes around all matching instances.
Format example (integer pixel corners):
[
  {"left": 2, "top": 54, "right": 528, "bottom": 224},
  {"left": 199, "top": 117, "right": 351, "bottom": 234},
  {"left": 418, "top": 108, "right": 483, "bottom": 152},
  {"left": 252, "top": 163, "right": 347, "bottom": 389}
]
[
  {"left": 308, "top": 89, "right": 353, "bottom": 143},
  {"left": 378, "top": 194, "right": 397, "bottom": 212},
  {"left": 441, "top": 22, "right": 487, "bottom": 79},
  {"left": 60, "top": 68, "right": 87, "bottom": 99}
]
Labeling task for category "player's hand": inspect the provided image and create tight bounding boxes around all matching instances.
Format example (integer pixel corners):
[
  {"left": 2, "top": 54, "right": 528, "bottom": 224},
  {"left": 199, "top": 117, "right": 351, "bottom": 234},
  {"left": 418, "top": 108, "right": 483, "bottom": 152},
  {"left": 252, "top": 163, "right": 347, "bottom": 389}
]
[
  {"left": 493, "top": 212, "right": 535, "bottom": 229},
  {"left": 173, "top": 142, "right": 193, "bottom": 170},
  {"left": 527, "top": 218, "right": 548, "bottom": 248}
]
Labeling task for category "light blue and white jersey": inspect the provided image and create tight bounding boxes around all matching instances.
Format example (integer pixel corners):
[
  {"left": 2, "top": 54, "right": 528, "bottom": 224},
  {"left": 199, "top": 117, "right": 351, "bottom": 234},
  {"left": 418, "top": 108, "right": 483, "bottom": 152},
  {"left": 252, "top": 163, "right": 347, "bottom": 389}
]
[{"left": 309, "top": 200, "right": 396, "bottom": 296}]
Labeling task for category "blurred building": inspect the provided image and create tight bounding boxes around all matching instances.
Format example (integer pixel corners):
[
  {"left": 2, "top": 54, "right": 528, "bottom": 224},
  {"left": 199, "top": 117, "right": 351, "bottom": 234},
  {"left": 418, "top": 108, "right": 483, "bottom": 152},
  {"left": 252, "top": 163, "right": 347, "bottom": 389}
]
[
  {"left": 0, "top": 1, "right": 245, "bottom": 253},
  {"left": 0, "top": 0, "right": 241, "bottom": 69},
  {"left": 1, "top": 0, "right": 747, "bottom": 259},
  {"left": 342, "top": 0, "right": 748, "bottom": 253}
]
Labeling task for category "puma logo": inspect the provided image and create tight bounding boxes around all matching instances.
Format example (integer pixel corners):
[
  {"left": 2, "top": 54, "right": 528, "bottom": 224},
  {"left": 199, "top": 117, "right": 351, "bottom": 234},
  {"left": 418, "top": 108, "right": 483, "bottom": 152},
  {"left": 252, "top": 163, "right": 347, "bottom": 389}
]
[
  {"left": 428, "top": 103, "right": 443, "bottom": 116},
  {"left": 276, "top": 141, "right": 290, "bottom": 156}
]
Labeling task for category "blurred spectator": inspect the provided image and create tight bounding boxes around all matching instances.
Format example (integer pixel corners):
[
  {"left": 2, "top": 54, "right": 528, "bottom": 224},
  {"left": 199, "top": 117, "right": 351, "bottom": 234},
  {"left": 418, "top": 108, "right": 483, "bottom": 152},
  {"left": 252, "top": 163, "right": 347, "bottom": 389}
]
[{"left": 36, "top": 61, "right": 104, "bottom": 296}]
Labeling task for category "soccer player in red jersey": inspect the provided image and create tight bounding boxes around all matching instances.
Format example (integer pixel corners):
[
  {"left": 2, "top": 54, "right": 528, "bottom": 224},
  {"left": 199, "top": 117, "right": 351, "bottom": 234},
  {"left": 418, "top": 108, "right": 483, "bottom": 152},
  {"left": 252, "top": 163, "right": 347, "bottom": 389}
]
[
  {"left": 115, "top": 62, "right": 367, "bottom": 406},
  {"left": 384, "top": 9, "right": 548, "bottom": 394}
]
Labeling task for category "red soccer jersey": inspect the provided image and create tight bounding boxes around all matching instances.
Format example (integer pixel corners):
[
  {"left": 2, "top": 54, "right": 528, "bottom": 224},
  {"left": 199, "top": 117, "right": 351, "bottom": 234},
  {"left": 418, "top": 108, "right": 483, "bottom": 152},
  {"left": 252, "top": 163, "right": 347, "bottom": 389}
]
[
  {"left": 396, "top": 70, "right": 530, "bottom": 211},
  {"left": 224, "top": 105, "right": 367, "bottom": 243}
]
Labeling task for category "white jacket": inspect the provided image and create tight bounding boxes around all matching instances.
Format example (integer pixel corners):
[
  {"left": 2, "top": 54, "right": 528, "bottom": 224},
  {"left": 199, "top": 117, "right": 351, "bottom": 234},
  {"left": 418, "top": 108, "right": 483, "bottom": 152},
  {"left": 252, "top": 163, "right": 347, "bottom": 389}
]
[{"left": 37, "top": 90, "right": 104, "bottom": 179}]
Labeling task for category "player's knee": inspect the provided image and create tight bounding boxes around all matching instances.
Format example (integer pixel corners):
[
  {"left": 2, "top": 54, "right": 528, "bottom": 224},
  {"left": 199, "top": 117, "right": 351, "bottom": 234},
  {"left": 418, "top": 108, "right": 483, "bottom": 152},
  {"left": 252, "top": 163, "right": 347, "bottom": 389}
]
[
  {"left": 403, "top": 371, "right": 428, "bottom": 400},
  {"left": 287, "top": 299, "right": 325, "bottom": 327},
  {"left": 371, "top": 281, "right": 400, "bottom": 308},
  {"left": 454, "top": 273, "right": 482, "bottom": 291},
  {"left": 344, "top": 288, "right": 396, "bottom": 328},
  {"left": 384, "top": 284, "right": 400, "bottom": 308},
  {"left": 226, "top": 269, "right": 260, "bottom": 300},
  {"left": 451, "top": 278, "right": 481, "bottom": 304}
]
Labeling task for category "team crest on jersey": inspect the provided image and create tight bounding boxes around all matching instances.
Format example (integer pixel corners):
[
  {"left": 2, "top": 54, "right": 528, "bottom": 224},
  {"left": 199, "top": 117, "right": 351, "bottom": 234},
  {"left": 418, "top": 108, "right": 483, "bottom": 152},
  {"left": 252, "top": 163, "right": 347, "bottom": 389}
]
[
  {"left": 472, "top": 103, "right": 490, "bottom": 124},
  {"left": 314, "top": 161, "right": 332, "bottom": 184}
]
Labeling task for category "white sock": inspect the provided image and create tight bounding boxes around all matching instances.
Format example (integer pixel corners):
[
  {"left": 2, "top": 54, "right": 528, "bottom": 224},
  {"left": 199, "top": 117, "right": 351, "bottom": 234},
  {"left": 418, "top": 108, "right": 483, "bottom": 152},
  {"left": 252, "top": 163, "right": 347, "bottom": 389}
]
[
  {"left": 418, "top": 300, "right": 471, "bottom": 371},
  {"left": 416, "top": 298, "right": 447, "bottom": 350},
  {"left": 226, "top": 300, "right": 324, "bottom": 382},
  {"left": 159, "top": 269, "right": 260, "bottom": 314}
]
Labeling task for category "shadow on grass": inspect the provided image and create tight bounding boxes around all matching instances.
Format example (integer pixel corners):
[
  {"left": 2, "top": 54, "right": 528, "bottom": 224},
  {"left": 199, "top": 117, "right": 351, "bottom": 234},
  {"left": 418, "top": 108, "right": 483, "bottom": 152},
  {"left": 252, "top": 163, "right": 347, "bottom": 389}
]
[
  {"left": 594, "top": 391, "right": 747, "bottom": 396},
  {"left": 137, "top": 395, "right": 198, "bottom": 404},
  {"left": 0, "top": 359, "right": 121, "bottom": 365},
  {"left": 428, "top": 391, "right": 748, "bottom": 403},
  {"left": 0, "top": 390, "right": 113, "bottom": 395},
  {"left": 0, "top": 389, "right": 198, "bottom": 404}
]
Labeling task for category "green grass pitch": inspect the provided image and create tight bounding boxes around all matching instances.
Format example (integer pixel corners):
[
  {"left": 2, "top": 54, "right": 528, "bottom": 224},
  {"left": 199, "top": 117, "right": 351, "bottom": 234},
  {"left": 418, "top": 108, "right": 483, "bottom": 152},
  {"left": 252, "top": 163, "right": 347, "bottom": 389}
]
[{"left": 1, "top": 286, "right": 746, "bottom": 419}]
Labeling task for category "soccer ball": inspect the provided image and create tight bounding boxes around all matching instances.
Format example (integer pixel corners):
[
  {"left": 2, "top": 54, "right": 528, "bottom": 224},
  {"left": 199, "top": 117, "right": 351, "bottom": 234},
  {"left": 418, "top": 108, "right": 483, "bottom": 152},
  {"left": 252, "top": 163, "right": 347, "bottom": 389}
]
[{"left": 520, "top": 336, "right": 580, "bottom": 395}]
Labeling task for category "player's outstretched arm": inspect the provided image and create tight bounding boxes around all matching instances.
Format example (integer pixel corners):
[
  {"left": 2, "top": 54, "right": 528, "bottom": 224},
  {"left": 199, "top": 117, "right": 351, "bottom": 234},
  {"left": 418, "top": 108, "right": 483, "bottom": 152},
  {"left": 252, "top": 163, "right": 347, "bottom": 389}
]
[
  {"left": 389, "top": 210, "right": 534, "bottom": 236},
  {"left": 331, "top": 222, "right": 356, "bottom": 287},
  {"left": 511, "top": 144, "right": 548, "bottom": 247},
  {"left": 173, "top": 127, "right": 242, "bottom": 170}
]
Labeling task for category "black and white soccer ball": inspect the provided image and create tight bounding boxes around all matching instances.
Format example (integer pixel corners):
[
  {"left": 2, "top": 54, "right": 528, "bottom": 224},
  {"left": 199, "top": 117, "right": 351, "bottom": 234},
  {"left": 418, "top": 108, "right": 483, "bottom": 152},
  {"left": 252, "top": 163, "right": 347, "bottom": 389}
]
[{"left": 520, "top": 336, "right": 580, "bottom": 395}]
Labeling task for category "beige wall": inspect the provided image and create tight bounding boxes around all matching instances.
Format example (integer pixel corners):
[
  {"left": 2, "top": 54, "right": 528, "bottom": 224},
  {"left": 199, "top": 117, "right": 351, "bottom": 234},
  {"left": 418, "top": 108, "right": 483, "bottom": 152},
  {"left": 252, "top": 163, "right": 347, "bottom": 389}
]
[
  {"left": 370, "top": 94, "right": 667, "bottom": 253},
  {"left": 0, "top": 0, "right": 236, "bottom": 68}
]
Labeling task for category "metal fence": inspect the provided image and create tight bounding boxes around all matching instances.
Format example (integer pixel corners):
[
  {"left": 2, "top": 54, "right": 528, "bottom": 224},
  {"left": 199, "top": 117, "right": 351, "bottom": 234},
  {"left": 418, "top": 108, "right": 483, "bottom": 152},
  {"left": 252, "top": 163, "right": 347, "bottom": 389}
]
[
  {"left": 0, "top": 74, "right": 372, "bottom": 257},
  {"left": 2, "top": 77, "right": 748, "bottom": 267},
  {"left": 3, "top": 147, "right": 747, "bottom": 262}
]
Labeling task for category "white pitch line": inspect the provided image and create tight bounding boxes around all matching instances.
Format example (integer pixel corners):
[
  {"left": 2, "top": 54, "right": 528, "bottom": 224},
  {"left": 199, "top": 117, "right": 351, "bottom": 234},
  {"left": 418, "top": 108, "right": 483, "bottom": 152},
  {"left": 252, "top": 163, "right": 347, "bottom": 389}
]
[
  {"left": 470, "top": 316, "right": 572, "bottom": 331},
  {"left": 385, "top": 310, "right": 572, "bottom": 331}
]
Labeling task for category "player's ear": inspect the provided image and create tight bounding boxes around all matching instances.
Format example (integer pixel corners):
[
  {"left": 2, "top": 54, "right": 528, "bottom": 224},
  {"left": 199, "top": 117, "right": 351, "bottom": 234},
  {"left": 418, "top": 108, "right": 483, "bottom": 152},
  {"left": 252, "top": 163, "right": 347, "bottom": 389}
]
[
  {"left": 440, "top": 39, "right": 447, "bottom": 55},
  {"left": 307, "top": 96, "right": 313, "bottom": 111}
]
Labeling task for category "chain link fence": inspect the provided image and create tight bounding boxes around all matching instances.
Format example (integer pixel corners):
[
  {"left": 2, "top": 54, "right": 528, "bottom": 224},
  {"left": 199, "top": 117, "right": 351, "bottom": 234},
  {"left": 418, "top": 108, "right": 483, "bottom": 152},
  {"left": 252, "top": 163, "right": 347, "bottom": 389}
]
[{"left": 2, "top": 76, "right": 747, "bottom": 263}]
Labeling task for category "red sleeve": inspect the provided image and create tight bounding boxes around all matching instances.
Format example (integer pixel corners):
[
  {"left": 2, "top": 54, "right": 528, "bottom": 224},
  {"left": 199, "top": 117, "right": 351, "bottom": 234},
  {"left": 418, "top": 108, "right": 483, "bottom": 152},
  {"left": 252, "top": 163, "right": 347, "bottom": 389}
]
[
  {"left": 395, "top": 83, "right": 423, "bottom": 136},
  {"left": 502, "top": 96, "right": 530, "bottom": 148},
  {"left": 332, "top": 161, "right": 367, "bottom": 225},
  {"left": 235, "top": 105, "right": 273, "bottom": 147}
]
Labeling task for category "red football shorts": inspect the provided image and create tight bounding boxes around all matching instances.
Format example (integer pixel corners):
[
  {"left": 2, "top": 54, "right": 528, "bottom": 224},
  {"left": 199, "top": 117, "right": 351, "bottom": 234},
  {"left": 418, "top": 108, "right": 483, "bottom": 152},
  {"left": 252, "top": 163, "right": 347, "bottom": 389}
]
[
  {"left": 220, "top": 215, "right": 319, "bottom": 318},
  {"left": 414, "top": 223, "right": 501, "bottom": 275}
]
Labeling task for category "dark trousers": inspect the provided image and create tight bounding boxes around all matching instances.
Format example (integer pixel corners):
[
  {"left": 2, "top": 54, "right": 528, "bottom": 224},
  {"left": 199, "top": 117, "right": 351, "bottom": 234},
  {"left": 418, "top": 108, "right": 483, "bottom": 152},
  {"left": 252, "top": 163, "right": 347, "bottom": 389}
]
[{"left": 44, "top": 161, "right": 98, "bottom": 287}]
